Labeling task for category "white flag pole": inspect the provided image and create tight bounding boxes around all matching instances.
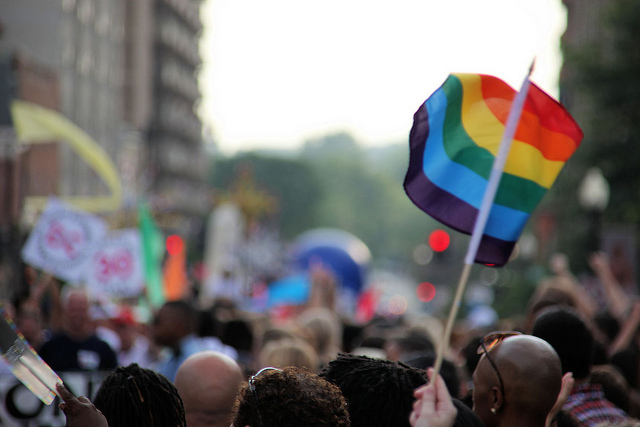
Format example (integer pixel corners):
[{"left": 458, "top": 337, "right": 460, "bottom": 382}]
[{"left": 431, "top": 62, "right": 535, "bottom": 381}]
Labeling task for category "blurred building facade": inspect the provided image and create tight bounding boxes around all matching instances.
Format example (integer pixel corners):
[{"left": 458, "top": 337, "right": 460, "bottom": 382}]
[
  {"left": 0, "top": 0, "right": 209, "bottom": 219},
  {"left": 0, "top": 0, "right": 209, "bottom": 295},
  {"left": 133, "top": 0, "right": 210, "bottom": 227},
  {"left": 0, "top": 0, "right": 126, "bottom": 204}
]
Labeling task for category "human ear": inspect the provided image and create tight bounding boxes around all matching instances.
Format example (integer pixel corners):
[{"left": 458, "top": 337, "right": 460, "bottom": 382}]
[{"left": 491, "top": 386, "right": 504, "bottom": 411}]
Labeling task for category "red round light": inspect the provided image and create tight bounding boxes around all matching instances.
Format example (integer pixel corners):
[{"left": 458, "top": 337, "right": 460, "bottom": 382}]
[
  {"left": 416, "top": 282, "right": 436, "bottom": 302},
  {"left": 166, "top": 235, "right": 184, "bottom": 256},
  {"left": 428, "top": 229, "right": 450, "bottom": 252}
]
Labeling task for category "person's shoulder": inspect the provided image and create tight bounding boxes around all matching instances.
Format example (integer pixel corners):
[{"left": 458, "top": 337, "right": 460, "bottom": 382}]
[
  {"left": 197, "top": 336, "right": 238, "bottom": 360},
  {"left": 86, "top": 334, "right": 117, "bottom": 353},
  {"left": 38, "top": 333, "right": 72, "bottom": 361},
  {"left": 41, "top": 332, "right": 71, "bottom": 346}
]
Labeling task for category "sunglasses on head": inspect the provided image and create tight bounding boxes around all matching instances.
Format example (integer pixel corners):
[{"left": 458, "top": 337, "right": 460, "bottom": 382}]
[
  {"left": 248, "top": 367, "right": 282, "bottom": 427},
  {"left": 476, "top": 331, "right": 522, "bottom": 397}
]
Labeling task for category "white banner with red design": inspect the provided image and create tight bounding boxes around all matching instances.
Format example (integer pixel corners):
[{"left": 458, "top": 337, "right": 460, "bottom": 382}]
[
  {"left": 21, "top": 198, "right": 108, "bottom": 284},
  {"left": 84, "top": 229, "right": 144, "bottom": 298}
]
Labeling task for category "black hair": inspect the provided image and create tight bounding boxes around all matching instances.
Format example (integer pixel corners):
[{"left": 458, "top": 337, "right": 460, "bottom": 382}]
[
  {"left": 319, "top": 353, "right": 427, "bottom": 427},
  {"left": 555, "top": 410, "right": 581, "bottom": 427},
  {"left": 461, "top": 335, "right": 483, "bottom": 378},
  {"left": 93, "top": 364, "right": 186, "bottom": 427},
  {"left": 593, "top": 340, "right": 609, "bottom": 366},
  {"left": 222, "top": 319, "right": 255, "bottom": 375},
  {"left": 222, "top": 318, "right": 254, "bottom": 352},
  {"left": 594, "top": 310, "right": 621, "bottom": 343},
  {"left": 357, "top": 335, "right": 386, "bottom": 349},
  {"left": 163, "top": 300, "right": 197, "bottom": 333},
  {"left": 342, "top": 322, "right": 364, "bottom": 353},
  {"left": 452, "top": 398, "right": 484, "bottom": 427},
  {"left": 531, "top": 306, "right": 594, "bottom": 379},
  {"left": 590, "top": 367, "right": 630, "bottom": 413},
  {"left": 611, "top": 347, "right": 640, "bottom": 389},
  {"left": 12, "top": 290, "right": 31, "bottom": 314},
  {"left": 391, "top": 332, "right": 435, "bottom": 355},
  {"left": 197, "top": 309, "right": 222, "bottom": 338},
  {"left": 402, "top": 351, "right": 460, "bottom": 398}
]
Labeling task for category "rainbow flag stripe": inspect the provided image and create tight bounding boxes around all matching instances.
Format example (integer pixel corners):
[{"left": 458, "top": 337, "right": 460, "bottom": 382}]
[{"left": 404, "top": 73, "right": 583, "bottom": 266}]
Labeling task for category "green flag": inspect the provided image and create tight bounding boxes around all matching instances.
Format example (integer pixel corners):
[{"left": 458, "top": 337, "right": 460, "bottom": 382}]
[{"left": 138, "top": 202, "right": 165, "bottom": 308}]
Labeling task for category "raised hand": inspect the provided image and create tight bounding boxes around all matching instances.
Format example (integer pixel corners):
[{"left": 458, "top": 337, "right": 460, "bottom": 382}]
[
  {"left": 57, "top": 383, "right": 108, "bottom": 427},
  {"left": 409, "top": 368, "right": 457, "bottom": 427}
]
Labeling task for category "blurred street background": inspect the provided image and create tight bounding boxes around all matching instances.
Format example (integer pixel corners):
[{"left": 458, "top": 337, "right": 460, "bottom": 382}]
[{"left": 0, "top": 0, "right": 639, "bottom": 321}]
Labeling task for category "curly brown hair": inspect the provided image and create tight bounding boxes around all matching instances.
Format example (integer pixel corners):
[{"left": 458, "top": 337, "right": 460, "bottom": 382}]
[{"left": 232, "top": 366, "right": 350, "bottom": 427}]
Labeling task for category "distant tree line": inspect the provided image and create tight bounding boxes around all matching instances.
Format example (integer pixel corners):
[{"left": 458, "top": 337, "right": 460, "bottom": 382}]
[{"left": 208, "top": 132, "right": 440, "bottom": 276}]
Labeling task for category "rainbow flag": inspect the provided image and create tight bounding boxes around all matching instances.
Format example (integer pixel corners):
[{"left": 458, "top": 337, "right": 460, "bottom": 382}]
[{"left": 404, "top": 73, "right": 583, "bottom": 266}]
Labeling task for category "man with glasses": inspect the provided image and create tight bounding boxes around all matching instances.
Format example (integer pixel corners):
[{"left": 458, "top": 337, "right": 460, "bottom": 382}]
[{"left": 472, "top": 333, "right": 563, "bottom": 427}]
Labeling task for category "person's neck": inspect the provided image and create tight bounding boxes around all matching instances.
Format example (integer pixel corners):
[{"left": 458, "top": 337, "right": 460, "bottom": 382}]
[
  {"left": 499, "top": 412, "right": 546, "bottom": 427},
  {"left": 65, "top": 326, "right": 92, "bottom": 342},
  {"left": 169, "top": 334, "right": 191, "bottom": 355},
  {"left": 573, "top": 376, "right": 590, "bottom": 386}
]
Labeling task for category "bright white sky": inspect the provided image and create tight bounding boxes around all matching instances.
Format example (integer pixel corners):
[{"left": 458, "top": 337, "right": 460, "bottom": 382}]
[{"left": 199, "top": 0, "right": 566, "bottom": 154}]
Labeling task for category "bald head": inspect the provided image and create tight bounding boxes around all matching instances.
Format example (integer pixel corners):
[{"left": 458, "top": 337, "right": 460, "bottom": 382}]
[
  {"left": 473, "top": 335, "right": 562, "bottom": 427},
  {"left": 63, "top": 289, "right": 91, "bottom": 338},
  {"left": 175, "top": 351, "right": 243, "bottom": 427}
]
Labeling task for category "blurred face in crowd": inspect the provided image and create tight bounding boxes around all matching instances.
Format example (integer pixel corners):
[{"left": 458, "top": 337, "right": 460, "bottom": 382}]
[
  {"left": 16, "top": 300, "right": 43, "bottom": 346},
  {"left": 152, "top": 306, "right": 183, "bottom": 348},
  {"left": 65, "top": 292, "right": 91, "bottom": 337},
  {"left": 115, "top": 323, "right": 136, "bottom": 352}
]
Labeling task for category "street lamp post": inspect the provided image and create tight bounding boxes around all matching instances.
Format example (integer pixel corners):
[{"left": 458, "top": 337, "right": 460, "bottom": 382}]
[{"left": 578, "top": 167, "right": 610, "bottom": 255}]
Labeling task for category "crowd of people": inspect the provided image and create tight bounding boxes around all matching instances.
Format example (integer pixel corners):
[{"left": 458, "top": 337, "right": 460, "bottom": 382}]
[{"left": 6, "top": 250, "right": 640, "bottom": 427}]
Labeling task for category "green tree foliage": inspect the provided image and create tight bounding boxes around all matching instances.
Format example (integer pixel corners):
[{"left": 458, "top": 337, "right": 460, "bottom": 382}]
[
  {"left": 209, "top": 154, "right": 323, "bottom": 239},
  {"left": 208, "top": 132, "right": 442, "bottom": 272},
  {"left": 570, "top": 0, "right": 640, "bottom": 223},
  {"left": 300, "top": 132, "right": 436, "bottom": 265},
  {"left": 209, "top": 133, "right": 542, "bottom": 315},
  {"left": 548, "top": 0, "right": 640, "bottom": 273}
]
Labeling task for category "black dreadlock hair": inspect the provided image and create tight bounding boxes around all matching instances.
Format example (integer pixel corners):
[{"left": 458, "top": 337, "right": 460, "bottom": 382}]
[
  {"left": 93, "top": 363, "right": 186, "bottom": 427},
  {"left": 319, "top": 353, "right": 427, "bottom": 427}
]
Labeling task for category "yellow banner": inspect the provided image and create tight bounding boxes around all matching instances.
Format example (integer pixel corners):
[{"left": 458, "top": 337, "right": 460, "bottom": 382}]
[{"left": 10, "top": 100, "right": 122, "bottom": 212}]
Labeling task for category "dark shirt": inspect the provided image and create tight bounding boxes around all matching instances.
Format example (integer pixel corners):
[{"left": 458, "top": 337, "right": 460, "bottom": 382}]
[{"left": 39, "top": 333, "right": 117, "bottom": 372}]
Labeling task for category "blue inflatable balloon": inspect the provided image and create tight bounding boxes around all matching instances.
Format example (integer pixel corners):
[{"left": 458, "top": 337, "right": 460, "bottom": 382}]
[{"left": 291, "top": 228, "right": 371, "bottom": 297}]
